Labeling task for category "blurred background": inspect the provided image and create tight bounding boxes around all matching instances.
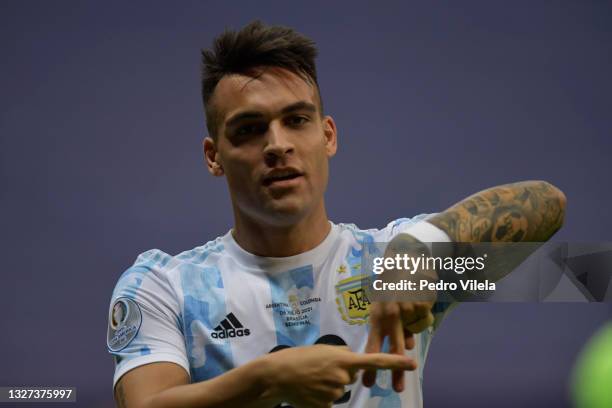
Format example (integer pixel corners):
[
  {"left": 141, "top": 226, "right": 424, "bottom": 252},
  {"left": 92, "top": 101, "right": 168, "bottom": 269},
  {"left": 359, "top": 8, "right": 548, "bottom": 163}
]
[{"left": 1, "top": 1, "right": 611, "bottom": 407}]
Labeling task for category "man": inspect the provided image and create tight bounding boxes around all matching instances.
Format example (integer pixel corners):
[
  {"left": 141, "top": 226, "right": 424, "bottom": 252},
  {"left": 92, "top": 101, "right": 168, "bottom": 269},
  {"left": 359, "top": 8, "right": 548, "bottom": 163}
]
[{"left": 107, "top": 21, "right": 566, "bottom": 407}]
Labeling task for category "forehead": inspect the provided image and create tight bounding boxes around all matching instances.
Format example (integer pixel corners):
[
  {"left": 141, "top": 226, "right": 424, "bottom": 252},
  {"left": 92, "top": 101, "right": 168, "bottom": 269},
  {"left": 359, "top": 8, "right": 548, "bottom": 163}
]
[{"left": 213, "top": 67, "right": 318, "bottom": 123}]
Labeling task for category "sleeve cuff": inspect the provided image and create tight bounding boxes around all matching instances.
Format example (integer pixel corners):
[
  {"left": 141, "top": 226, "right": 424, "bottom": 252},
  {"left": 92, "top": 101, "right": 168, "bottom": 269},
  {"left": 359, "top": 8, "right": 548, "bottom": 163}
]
[
  {"left": 401, "top": 220, "right": 452, "bottom": 245},
  {"left": 112, "top": 352, "right": 191, "bottom": 390}
]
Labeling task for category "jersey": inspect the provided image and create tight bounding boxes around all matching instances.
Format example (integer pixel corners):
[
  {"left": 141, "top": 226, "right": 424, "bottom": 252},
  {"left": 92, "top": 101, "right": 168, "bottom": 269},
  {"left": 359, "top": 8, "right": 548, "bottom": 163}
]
[{"left": 107, "top": 215, "right": 452, "bottom": 407}]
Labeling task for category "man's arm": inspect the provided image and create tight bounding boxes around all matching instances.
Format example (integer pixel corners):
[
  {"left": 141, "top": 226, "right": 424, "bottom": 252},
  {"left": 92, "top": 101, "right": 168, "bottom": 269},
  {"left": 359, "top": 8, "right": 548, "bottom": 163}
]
[
  {"left": 363, "top": 180, "right": 567, "bottom": 391},
  {"left": 114, "top": 345, "right": 417, "bottom": 408},
  {"left": 427, "top": 180, "right": 567, "bottom": 285},
  {"left": 428, "top": 180, "right": 566, "bottom": 243},
  {"left": 394, "top": 180, "right": 567, "bottom": 285},
  {"left": 115, "top": 359, "right": 275, "bottom": 408}
]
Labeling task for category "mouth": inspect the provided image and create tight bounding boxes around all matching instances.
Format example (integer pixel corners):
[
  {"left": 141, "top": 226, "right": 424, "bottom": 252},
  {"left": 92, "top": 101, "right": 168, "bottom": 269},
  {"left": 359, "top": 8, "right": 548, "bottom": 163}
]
[{"left": 262, "top": 168, "right": 304, "bottom": 187}]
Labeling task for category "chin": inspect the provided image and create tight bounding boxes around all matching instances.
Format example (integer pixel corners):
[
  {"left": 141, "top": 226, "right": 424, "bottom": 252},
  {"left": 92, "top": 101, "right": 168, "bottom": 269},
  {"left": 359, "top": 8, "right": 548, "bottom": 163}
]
[{"left": 262, "top": 199, "right": 309, "bottom": 225}]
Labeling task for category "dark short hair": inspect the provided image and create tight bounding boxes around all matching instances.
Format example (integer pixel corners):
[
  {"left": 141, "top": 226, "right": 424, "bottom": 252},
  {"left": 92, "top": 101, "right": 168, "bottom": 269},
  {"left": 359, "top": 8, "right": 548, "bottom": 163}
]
[{"left": 201, "top": 20, "right": 322, "bottom": 139}]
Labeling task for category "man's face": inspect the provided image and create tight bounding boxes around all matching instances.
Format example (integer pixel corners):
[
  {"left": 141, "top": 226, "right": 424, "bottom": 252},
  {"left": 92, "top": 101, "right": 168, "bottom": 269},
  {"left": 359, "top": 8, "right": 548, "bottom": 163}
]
[{"left": 204, "top": 67, "right": 337, "bottom": 226}]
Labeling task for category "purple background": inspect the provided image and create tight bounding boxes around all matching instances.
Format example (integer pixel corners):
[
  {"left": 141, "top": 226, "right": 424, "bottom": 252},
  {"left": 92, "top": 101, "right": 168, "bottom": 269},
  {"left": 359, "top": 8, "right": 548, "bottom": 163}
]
[{"left": 2, "top": 2, "right": 611, "bottom": 407}]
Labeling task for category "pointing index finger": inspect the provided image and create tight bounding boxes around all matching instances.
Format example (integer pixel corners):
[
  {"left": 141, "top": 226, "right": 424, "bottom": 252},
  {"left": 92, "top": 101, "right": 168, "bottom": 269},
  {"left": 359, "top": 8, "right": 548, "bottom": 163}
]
[{"left": 346, "top": 352, "right": 417, "bottom": 372}]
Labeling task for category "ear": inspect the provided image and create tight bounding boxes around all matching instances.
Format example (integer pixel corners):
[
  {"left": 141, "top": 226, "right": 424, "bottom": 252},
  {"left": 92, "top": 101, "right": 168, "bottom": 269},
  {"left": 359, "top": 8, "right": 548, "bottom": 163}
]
[
  {"left": 322, "top": 115, "right": 338, "bottom": 158},
  {"left": 203, "top": 137, "right": 224, "bottom": 176}
]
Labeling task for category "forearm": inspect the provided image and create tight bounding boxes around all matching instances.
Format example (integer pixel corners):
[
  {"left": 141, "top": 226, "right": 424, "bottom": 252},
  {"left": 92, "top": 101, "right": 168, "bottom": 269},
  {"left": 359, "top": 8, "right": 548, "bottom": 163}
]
[
  {"left": 428, "top": 180, "right": 566, "bottom": 242},
  {"left": 143, "top": 357, "right": 279, "bottom": 408}
]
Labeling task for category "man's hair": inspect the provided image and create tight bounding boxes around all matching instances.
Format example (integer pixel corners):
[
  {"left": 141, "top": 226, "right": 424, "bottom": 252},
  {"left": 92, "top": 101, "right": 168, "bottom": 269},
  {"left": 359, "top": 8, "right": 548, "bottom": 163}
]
[{"left": 201, "top": 20, "right": 321, "bottom": 140}]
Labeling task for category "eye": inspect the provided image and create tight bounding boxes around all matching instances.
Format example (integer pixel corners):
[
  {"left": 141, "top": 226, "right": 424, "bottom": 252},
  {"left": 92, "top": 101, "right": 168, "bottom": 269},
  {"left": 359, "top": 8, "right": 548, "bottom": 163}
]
[
  {"left": 235, "top": 123, "right": 267, "bottom": 136},
  {"left": 286, "top": 115, "right": 309, "bottom": 127}
]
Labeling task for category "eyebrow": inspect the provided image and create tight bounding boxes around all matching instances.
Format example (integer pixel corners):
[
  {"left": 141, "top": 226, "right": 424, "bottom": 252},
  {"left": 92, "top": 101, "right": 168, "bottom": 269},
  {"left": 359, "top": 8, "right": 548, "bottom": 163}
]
[{"left": 225, "top": 101, "right": 317, "bottom": 129}]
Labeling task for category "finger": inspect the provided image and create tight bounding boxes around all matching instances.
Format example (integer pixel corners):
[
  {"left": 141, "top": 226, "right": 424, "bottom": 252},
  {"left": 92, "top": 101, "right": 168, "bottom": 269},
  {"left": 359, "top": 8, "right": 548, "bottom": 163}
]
[
  {"left": 297, "top": 402, "right": 333, "bottom": 408},
  {"left": 389, "top": 319, "right": 405, "bottom": 392},
  {"left": 404, "top": 328, "right": 415, "bottom": 350},
  {"left": 350, "top": 352, "right": 417, "bottom": 371},
  {"left": 299, "top": 389, "right": 336, "bottom": 408},
  {"left": 399, "top": 303, "right": 421, "bottom": 342},
  {"left": 312, "top": 402, "right": 333, "bottom": 408},
  {"left": 362, "top": 328, "right": 383, "bottom": 387},
  {"left": 413, "top": 302, "right": 433, "bottom": 318},
  {"left": 400, "top": 302, "right": 429, "bottom": 325},
  {"left": 330, "top": 386, "right": 349, "bottom": 404},
  {"left": 364, "top": 328, "right": 383, "bottom": 354},
  {"left": 405, "top": 312, "right": 435, "bottom": 334}
]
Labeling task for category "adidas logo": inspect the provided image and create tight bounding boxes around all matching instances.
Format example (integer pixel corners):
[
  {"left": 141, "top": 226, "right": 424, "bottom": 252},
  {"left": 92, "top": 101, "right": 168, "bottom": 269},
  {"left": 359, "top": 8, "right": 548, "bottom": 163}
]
[{"left": 211, "top": 312, "right": 251, "bottom": 339}]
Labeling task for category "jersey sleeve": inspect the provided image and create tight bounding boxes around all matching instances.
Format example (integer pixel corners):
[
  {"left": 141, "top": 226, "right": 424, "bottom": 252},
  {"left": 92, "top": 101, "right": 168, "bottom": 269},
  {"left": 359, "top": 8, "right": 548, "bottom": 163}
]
[{"left": 107, "top": 249, "right": 190, "bottom": 389}]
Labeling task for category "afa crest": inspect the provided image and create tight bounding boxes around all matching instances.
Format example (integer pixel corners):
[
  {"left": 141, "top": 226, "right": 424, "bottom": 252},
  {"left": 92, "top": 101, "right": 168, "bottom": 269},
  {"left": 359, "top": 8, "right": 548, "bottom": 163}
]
[{"left": 335, "top": 275, "right": 371, "bottom": 325}]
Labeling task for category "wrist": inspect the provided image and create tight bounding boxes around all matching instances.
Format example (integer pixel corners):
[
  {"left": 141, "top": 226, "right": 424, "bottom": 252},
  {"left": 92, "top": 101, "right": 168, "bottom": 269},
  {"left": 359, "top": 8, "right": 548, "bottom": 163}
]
[{"left": 250, "top": 353, "right": 285, "bottom": 404}]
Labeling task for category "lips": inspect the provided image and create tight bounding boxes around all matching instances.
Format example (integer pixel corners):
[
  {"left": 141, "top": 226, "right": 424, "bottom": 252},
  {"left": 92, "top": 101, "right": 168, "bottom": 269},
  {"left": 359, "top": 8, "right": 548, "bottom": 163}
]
[{"left": 262, "top": 168, "right": 304, "bottom": 186}]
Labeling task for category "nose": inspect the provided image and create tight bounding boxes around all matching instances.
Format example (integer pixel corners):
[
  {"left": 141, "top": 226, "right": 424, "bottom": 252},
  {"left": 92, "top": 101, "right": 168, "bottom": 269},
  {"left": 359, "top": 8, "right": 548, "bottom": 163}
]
[{"left": 263, "top": 122, "right": 294, "bottom": 165}]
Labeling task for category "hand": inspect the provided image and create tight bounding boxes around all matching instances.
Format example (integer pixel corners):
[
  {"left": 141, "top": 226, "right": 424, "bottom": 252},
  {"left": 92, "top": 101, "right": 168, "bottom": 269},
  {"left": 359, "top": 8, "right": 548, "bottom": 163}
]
[
  {"left": 362, "top": 233, "right": 438, "bottom": 392},
  {"left": 261, "top": 344, "right": 416, "bottom": 408},
  {"left": 362, "top": 300, "right": 435, "bottom": 392}
]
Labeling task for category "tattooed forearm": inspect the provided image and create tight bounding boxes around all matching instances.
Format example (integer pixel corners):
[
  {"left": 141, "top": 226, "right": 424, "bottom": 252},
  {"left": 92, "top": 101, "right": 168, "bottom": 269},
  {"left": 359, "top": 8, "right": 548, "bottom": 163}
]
[{"left": 428, "top": 180, "right": 566, "bottom": 242}]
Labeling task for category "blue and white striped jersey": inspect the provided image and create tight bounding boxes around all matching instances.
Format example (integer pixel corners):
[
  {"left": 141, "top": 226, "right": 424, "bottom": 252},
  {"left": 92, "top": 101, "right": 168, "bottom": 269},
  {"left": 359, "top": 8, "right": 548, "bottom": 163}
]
[{"left": 107, "top": 215, "right": 451, "bottom": 407}]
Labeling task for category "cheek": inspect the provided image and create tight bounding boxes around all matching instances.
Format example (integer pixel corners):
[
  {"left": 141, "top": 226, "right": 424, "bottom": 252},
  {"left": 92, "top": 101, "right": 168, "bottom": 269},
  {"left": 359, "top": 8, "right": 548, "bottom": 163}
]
[
  {"left": 309, "top": 154, "right": 329, "bottom": 188},
  {"left": 223, "top": 159, "right": 258, "bottom": 190}
]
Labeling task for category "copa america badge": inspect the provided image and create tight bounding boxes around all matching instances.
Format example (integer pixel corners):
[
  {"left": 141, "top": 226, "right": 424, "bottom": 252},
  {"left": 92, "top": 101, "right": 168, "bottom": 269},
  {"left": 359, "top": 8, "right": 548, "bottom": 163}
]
[{"left": 107, "top": 297, "right": 142, "bottom": 352}]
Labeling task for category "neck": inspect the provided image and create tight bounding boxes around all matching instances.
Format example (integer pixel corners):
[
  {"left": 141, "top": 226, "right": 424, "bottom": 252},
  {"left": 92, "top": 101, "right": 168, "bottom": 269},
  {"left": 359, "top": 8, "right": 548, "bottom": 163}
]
[{"left": 232, "top": 203, "right": 331, "bottom": 257}]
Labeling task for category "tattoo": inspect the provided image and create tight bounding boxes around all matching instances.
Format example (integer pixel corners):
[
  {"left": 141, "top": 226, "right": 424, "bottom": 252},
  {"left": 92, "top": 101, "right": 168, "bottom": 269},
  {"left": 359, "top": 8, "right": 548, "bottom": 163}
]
[
  {"left": 116, "top": 383, "right": 127, "bottom": 408},
  {"left": 386, "top": 233, "right": 436, "bottom": 279},
  {"left": 429, "top": 181, "right": 566, "bottom": 242},
  {"left": 386, "top": 232, "right": 431, "bottom": 255}
]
